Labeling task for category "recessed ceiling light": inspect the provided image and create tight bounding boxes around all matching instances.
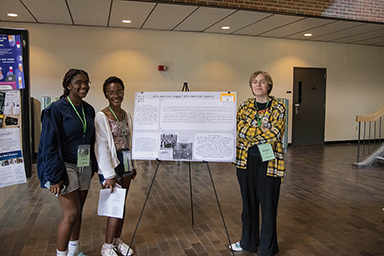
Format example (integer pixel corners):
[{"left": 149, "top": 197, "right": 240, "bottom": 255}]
[
  {"left": 222, "top": 26, "right": 230, "bottom": 30},
  {"left": 122, "top": 20, "right": 131, "bottom": 24},
  {"left": 7, "top": 13, "right": 18, "bottom": 17},
  {"left": 304, "top": 33, "right": 312, "bottom": 37}
]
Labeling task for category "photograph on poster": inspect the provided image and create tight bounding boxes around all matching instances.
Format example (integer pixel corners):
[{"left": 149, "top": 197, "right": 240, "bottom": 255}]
[
  {"left": 132, "top": 91, "right": 237, "bottom": 162},
  {"left": 0, "top": 90, "right": 21, "bottom": 128},
  {"left": 0, "top": 91, "right": 5, "bottom": 114}
]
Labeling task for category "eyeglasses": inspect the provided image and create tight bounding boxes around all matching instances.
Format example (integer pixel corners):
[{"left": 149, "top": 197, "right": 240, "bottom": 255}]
[
  {"left": 73, "top": 80, "right": 91, "bottom": 86},
  {"left": 106, "top": 90, "right": 124, "bottom": 97}
]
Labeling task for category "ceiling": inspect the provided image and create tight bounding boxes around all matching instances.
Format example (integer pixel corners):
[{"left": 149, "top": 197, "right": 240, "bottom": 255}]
[{"left": 1, "top": 0, "right": 384, "bottom": 47}]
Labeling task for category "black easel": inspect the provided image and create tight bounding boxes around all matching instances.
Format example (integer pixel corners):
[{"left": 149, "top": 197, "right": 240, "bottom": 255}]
[
  {"left": 181, "top": 82, "right": 195, "bottom": 225},
  {"left": 126, "top": 160, "right": 235, "bottom": 256},
  {"left": 127, "top": 83, "right": 235, "bottom": 256},
  {"left": 182, "top": 81, "right": 189, "bottom": 92}
]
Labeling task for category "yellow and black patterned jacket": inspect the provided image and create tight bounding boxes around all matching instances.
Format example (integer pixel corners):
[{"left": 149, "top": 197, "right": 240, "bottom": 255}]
[{"left": 235, "top": 96, "right": 286, "bottom": 178}]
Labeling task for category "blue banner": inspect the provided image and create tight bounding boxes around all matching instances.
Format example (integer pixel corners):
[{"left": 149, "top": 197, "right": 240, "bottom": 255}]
[{"left": 0, "top": 150, "right": 23, "bottom": 161}]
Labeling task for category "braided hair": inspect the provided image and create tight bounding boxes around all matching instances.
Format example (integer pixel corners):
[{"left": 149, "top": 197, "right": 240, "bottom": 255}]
[{"left": 60, "top": 69, "right": 89, "bottom": 99}]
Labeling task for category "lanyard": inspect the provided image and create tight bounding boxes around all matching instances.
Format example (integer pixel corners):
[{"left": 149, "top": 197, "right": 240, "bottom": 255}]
[
  {"left": 108, "top": 106, "right": 128, "bottom": 146},
  {"left": 67, "top": 96, "right": 87, "bottom": 136},
  {"left": 255, "top": 98, "right": 269, "bottom": 128}
]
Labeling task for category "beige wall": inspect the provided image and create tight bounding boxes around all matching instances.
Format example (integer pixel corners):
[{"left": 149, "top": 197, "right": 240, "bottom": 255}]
[{"left": 1, "top": 22, "right": 384, "bottom": 152}]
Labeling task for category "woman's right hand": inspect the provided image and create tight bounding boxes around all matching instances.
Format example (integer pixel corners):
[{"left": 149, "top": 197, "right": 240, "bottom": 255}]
[
  {"left": 103, "top": 178, "right": 116, "bottom": 192},
  {"left": 49, "top": 180, "right": 64, "bottom": 195}
]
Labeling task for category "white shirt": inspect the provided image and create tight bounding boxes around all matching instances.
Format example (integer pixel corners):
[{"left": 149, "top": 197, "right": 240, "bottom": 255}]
[{"left": 94, "top": 111, "right": 135, "bottom": 179}]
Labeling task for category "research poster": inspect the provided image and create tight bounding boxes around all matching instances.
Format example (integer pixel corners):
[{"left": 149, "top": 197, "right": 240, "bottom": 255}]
[
  {"left": 0, "top": 90, "right": 21, "bottom": 129},
  {"left": 0, "top": 128, "right": 26, "bottom": 188},
  {"left": 0, "top": 34, "right": 25, "bottom": 90},
  {"left": 132, "top": 91, "right": 237, "bottom": 162}
]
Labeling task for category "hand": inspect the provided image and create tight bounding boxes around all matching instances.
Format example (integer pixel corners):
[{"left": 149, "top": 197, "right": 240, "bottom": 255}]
[
  {"left": 49, "top": 180, "right": 64, "bottom": 196},
  {"left": 132, "top": 169, "right": 137, "bottom": 179},
  {"left": 262, "top": 127, "right": 270, "bottom": 132},
  {"left": 103, "top": 178, "right": 116, "bottom": 192}
]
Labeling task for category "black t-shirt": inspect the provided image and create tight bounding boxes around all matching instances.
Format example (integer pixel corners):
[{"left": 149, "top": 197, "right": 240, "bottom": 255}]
[{"left": 248, "top": 100, "right": 271, "bottom": 157}]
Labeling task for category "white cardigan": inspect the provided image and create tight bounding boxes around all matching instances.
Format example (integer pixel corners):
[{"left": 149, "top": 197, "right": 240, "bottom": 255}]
[{"left": 94, "top": 111, "right": 136, "bottom": 179}]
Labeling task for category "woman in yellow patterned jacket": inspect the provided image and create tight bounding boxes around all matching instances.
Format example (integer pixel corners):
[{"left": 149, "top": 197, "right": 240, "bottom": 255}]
[{"left": 230, "top": 71, "right": 286, "bottom": 256}]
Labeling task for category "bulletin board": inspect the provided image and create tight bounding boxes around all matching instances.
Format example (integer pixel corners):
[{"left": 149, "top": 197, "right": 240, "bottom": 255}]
[{"left": 0, "top": 28, "right": 31, "bottom": 187}]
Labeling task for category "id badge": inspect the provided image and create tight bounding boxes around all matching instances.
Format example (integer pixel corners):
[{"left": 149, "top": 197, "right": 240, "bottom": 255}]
[
  {"left": 122, "top": 150, "right": 133, "bottom": 173},
  {"left": 77, "top": 144, "right": 90, "bottom": 167},
  {"left": 257, "top": 144, "right": 276, "bottom": 162}
]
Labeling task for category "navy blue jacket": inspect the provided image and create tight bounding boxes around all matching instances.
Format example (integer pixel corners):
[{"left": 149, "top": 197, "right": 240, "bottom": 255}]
[{"left": 37, "top": 98, "right": 97, "bottom": 188}]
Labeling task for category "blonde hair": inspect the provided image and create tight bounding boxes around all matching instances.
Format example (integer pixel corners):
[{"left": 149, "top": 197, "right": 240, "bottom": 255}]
[{"left": 249, "top": 71, "right": 273, "bottom": 95}]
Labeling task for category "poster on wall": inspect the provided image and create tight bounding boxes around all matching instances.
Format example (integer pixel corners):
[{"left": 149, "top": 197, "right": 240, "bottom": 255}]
[
  {"left": 0, "top": 34, "right": 25, "bottom": 90},
  {"left": 0, "top": 90, "right": 21, "bottom": 129},
  {"left": 0, "top": 128, "right": 26, "bottom": 188},
  {"left": 132, "top": 91, "right": 237, "bottom": 162}
]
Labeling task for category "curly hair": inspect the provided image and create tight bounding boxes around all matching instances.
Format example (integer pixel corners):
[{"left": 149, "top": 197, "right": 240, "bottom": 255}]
[{"left": 102, "top": 76, "right": 125, "bottom": 97}]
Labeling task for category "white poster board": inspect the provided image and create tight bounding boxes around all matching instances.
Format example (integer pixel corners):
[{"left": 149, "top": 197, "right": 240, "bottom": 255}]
[{"left": 132, "top": 91, "right": 236, "bottom": 162}]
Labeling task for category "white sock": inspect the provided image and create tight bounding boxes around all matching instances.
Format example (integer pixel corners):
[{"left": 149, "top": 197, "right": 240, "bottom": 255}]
[
  {"left": 56, "top": 249, "right": 67, "bottom": 256},
  {"left": 67, "top": 240, "right": 79, "bottom": 256},
  {"left": 102, "top": 243, "right": 113, "bottom": 250}
]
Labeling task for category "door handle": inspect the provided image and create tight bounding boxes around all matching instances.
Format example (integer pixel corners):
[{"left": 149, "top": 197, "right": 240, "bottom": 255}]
[{"left": 295, "top": 104, "right": 300, "bottom": 115}]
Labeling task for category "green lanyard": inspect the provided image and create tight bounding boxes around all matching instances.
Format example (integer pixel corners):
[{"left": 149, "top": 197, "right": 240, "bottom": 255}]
[
  {"left": 67, "top": 96, "right": 87, "bottom": 136},
  {"left": 108, "top": 106, "right": 128, "bottom": 146},
  {"left": 255, "top": 98, "right": 269, "bottom": 128}
]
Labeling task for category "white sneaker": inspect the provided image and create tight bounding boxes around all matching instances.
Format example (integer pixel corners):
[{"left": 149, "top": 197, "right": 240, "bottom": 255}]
[
  {"left": 101, "top": 244, "right": 118, "bottom": 256},
  {"left": 116, "top": 240, "right": 134, "bottom": 256},
  {"left": 229, "top": 241, "right": 243, "bottom": 252}
]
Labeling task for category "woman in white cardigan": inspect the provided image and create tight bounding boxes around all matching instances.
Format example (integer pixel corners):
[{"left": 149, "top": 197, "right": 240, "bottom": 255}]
[{"left": 95, "top": 76, "right": 136, "bottom": 256}]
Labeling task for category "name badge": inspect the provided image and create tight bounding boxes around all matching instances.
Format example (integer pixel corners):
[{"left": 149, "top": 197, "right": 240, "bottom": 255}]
[
  {"left": 257, "top": 143, "right": 276, "bottom": 162},
  {"left": 77, "top": 144, "right": 90, "bottom": 167},
  {"left": 123, "top": 150, "right": 133, "bottom": 173}
]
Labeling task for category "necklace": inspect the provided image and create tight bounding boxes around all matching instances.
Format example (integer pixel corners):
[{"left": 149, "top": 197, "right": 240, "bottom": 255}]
[{"left": 108, "top": 106, "right": 128, "bottom": 145}]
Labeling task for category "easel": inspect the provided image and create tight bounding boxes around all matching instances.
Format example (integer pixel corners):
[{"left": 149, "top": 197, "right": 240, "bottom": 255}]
[{"left": 127, "top": 83, "right": 235, "bottom": 256}]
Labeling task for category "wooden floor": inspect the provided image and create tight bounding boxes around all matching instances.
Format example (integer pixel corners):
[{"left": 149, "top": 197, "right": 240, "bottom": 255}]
[{"left": 0, "top": 144, "right": 383, "bottom": 256}]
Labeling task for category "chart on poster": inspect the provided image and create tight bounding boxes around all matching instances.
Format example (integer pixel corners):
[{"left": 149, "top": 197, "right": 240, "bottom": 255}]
[{"left": 132, "top": 91, "right": 237, "bottom": 162}]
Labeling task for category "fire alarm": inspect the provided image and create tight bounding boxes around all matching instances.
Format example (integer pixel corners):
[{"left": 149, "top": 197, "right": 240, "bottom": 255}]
[{"left": 158, "top": 65, "right": 167, "bottom": 71}]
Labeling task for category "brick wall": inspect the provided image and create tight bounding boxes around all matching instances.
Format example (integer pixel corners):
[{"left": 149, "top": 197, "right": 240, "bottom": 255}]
[{"left": 146, "top": 0, "right": 384, "bottom": 23}]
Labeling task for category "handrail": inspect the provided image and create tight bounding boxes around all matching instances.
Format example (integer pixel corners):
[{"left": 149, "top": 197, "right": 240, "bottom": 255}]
[
  {"left": 356, "top": 105, "right": 384, "bottom": 163},
  {"left": 356, "top": 106, "right": 384, "bottom": 122}
]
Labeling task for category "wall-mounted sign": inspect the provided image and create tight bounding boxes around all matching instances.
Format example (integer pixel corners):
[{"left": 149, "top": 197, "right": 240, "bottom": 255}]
[{"left": 0, "top": 34, "right": 25, "bottom": 90}]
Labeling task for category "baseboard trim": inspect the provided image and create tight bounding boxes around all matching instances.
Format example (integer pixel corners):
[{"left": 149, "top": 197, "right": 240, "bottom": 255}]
[{"left": 288, "top": 140, "right": 359, "bottom": 147}]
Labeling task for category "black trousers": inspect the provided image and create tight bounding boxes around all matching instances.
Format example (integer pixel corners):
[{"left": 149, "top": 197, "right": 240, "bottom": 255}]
[{"left": 237, "top": 154, "right": 281, "bottom": 256}]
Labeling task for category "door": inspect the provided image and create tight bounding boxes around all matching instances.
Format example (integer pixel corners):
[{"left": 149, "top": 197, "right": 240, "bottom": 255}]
[{"left": 292, "top": 67, "right": 326, "bottom": 146}]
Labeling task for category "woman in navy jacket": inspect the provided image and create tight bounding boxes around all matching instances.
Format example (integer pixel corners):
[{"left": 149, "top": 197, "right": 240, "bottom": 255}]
[{"left": 37, "top": 69, "right": 97, "bottom": 256}]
